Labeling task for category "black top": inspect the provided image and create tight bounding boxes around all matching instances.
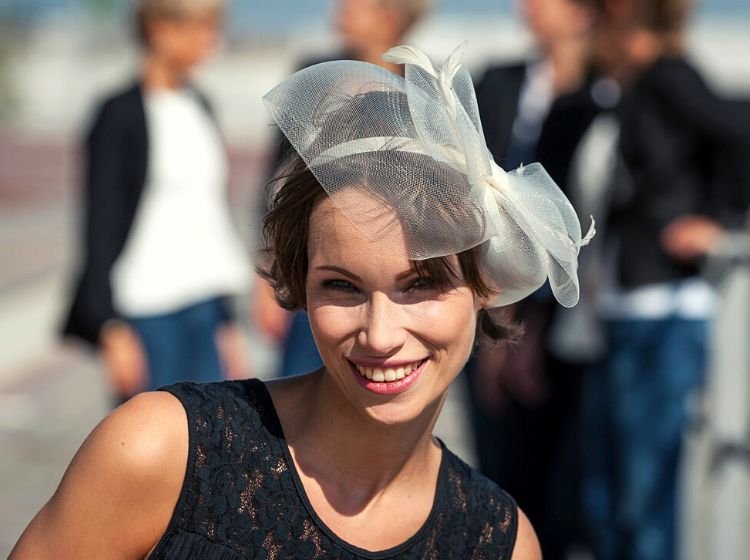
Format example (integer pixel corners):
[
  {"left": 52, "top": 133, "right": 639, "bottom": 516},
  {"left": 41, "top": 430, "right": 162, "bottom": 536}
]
[{"left": 151, "top": 379, "right": 518, "bottom": 559}]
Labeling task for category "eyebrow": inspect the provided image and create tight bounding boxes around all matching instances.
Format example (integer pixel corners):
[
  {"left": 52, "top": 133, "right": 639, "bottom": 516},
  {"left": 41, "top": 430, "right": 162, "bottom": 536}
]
[{"left": 314, "top": 265, "right": 419, "bottom": 282}]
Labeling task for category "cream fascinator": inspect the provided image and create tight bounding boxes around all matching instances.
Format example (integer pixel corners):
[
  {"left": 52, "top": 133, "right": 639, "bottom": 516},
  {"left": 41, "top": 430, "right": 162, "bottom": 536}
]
[{"left": 263, "top": 43, "right": 594, "bottom": 308}]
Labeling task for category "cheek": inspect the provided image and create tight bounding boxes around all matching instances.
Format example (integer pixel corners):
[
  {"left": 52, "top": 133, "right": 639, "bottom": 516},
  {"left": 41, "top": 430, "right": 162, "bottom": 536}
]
[
  {"left": 173, "top": 26, "right": 217, "bottom": 62},
  {"left": 412, "top": 297, "right": 478, "bottom": 353},
  {"left": 307, "top": 303, "right": 360, "bottom": 353}
]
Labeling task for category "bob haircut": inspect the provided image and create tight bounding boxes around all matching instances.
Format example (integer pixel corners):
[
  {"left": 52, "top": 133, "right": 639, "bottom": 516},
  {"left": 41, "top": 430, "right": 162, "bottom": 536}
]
[
  {"left": 258, "top": 149, "right": 521, "bottom": 346},
  {"left": 134, "top": 0, "right": 225, "bottom": 47}
]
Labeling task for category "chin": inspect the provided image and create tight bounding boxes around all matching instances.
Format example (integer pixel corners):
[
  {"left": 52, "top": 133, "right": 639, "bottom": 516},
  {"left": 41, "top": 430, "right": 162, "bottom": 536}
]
[
  {"left": 350, "top": 368, "right": 451, "bottom": 429},
  {"left": 360, "top": 396, "right": 442, "bottom": 428}
]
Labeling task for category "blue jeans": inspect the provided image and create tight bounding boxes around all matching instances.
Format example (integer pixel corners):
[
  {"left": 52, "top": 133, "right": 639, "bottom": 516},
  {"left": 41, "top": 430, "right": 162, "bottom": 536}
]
[
  {"left": 129, "top": 298, "right": 226, "bottom": 390},
  {"left": 278, "top": 312, "right": 323, "bottom": 377},
  {"left": 582, "top": 317, "right": 707, "bottom": 560}
]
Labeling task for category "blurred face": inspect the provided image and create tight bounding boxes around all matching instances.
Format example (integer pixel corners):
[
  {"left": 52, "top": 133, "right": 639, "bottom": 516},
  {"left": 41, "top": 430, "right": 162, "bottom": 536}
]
[
  {"left": 145, "top": 12, "right": 222, "bottom": 73},
  {"left": 306, "top": 193, "right": 482, "bottom": 426},
  {"left": 519, "top": 0, "right": 592, "bottom": 47},
  {"left": 335, "top": 0, "right": 407, "bottom": 54},
  {"left": 590, "top": 6, "right": 643, "bottom": 81}
]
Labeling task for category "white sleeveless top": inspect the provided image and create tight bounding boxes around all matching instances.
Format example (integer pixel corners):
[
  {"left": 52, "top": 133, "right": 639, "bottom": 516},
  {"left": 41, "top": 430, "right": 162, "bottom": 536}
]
[{"left": 112, "top": 88, "right": 249, "bottom": 317}]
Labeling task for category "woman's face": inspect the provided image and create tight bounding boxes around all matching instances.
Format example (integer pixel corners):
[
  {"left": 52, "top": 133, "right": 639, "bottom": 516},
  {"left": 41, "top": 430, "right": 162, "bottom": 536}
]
[
  {"left": 305, "top": 193, "right": 483, "bottom": 426},
  {"left": 518, "top": 0, "right": 592, "bottom": 48},
  {"left": 335, "top": 0, "right": 407, "bottom": 55},
  {"left": 146, "top": 13, "right": 222, "bottom": 74}
]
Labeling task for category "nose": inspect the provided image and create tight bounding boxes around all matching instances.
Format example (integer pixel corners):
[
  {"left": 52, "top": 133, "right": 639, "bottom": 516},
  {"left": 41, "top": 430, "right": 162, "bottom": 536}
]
[{"left": 357, "top": 292, "right": 407, "bottom": 356}]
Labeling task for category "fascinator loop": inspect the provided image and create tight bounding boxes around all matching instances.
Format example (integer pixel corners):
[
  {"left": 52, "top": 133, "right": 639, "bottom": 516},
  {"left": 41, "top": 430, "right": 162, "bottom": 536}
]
[{"left": 263, "top": 43, "right": 594, "bottom": 308}]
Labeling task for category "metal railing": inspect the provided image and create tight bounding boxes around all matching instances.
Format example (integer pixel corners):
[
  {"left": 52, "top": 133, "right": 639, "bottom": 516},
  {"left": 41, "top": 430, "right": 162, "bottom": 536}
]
[{"left": 683, "top": 227, "right": 750, "bottom": 560}]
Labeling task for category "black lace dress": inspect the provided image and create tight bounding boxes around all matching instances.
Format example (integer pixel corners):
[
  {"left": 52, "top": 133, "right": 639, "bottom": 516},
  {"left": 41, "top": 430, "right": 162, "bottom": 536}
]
[{"left": 149, "top": 379, "right": 518, "bottom": 559}]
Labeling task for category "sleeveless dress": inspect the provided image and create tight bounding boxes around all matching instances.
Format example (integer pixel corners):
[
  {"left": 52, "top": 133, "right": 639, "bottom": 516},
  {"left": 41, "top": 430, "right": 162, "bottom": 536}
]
[{"left": 150, "top": 379, "right": 518, "bottom": 559}]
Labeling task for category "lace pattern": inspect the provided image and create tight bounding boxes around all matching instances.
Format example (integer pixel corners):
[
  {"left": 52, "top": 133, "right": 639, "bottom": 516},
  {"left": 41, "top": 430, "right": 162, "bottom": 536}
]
[{"left": 149, "top": 379, "right": 517, "bottom": 559}]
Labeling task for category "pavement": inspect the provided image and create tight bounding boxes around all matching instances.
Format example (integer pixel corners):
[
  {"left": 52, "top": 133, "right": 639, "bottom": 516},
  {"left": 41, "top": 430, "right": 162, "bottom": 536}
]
[{"left": 0, "top": 131, "right": 477, "bottom": 556}]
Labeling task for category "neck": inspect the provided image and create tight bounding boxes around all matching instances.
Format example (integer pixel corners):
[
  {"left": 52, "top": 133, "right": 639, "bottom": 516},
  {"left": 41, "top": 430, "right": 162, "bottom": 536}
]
[
  {"left": 276, "top": 371, "right": 443, "bottom": 504},
  {"left": 142, "top": 53, "right": 188, "bottom": 90}
]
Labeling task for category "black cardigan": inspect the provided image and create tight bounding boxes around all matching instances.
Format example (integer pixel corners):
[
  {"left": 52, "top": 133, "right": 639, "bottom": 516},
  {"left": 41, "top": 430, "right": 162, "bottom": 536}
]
[
  {"left": 613, "top": 56, "right": 750, "bottom": 288},
  {"left": 474, "top": 60, "right": 601, "bottom": 197},
  {"left": 62, "top": 82, "right": 232, "bottom": 346}
]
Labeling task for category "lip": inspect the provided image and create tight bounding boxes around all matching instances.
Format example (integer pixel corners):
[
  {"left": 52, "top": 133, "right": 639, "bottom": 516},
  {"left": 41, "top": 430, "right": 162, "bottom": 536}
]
[
  {"left": 348, "top": 357, "right": 425, "bottom": 368},
  {"left": 348, "top": 358, "right": 427, "bottom": 395}
]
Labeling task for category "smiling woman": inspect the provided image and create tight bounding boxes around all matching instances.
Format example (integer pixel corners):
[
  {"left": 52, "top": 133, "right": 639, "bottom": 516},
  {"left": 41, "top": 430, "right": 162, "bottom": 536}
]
[
  {"left": 304, "top": 192, "right": 480, "bottom": 413},
  {"left": 10, "top": 43, "right": 591, "bottom": 559}
]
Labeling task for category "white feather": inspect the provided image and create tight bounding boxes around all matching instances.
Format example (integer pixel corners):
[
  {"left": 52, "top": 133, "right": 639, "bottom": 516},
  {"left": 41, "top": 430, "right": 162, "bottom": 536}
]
[{"left": 382, "top": 45, "right": 438, "bottom": 77}]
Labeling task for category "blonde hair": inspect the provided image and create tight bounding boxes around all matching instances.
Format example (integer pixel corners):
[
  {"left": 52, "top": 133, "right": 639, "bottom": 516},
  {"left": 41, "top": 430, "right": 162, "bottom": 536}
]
[{"left": 134, "top": 0, "right": 225, "bottom": 45}]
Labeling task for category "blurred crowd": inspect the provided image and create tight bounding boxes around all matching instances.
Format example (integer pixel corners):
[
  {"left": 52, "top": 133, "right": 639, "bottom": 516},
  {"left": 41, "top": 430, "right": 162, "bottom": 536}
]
[{"left": 3, "top": 0, "right": 750, "bottom": 559}]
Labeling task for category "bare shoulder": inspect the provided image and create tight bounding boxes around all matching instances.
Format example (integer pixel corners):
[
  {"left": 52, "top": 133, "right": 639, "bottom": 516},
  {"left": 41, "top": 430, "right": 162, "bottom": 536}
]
[
  {"left": 10, "top": 391, "right": 188, "bottom": 559},
  {"left": 511, "top": 507, "right": 542, "bottom": 560}
]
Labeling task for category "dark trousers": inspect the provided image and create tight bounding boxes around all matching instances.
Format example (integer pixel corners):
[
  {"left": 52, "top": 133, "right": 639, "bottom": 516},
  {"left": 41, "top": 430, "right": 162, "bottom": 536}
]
[
  {"left": 581, "top": 317, "right": 707, "bottom": 560},
  {"left": 129, "top": 297, "right": 226, "bottom": 390}
]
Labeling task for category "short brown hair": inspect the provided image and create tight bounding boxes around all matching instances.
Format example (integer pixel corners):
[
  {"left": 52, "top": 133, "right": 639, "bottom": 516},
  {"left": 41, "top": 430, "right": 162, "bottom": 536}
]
[
  {"left": 257, "top": 151, "right": 520, "bottom": 345},
  {"left": 134, "top": 0, "right": 225, "bottom": 46},
  {"left": 633, "top": 0, "right": 691, "bottom": 34},
  {"left": 588, "top": 0, "right": 692, "bottom": 34}
]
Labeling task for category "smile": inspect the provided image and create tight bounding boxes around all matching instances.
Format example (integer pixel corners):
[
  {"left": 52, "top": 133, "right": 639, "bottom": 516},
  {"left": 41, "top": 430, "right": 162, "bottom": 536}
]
[
  {"left": 353, "top": 360, "right": 423, "bottom": 383},
  {"left": 347, "top": 358, "right": 427, "bottom": 395}
]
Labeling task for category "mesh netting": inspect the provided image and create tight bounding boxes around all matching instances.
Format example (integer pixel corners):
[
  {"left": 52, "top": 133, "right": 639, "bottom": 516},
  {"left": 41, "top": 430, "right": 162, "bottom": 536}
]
[{"left": 263, "top": 43, "right": 593, "bottom": 308}]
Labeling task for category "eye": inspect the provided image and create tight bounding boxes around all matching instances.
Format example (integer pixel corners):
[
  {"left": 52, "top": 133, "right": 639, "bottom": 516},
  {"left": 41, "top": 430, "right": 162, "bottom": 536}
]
[
  {"left": 405, "top": 277, "right": 437, "bottom": 293},
  {"left": 321, "top": 279, "right": 360, "bottom": 293}
]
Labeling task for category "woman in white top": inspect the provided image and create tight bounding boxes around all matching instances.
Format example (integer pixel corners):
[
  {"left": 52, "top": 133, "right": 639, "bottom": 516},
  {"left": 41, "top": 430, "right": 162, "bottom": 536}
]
[{"left": 62, "top": 0, "right": 248, "bottom": 399}]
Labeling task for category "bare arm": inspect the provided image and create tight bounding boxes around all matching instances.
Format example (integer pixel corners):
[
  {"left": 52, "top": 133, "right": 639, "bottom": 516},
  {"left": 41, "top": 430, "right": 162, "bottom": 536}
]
[
  {"left": 10, "top": 391, "right": 188, "bottom": 559},
  {"left": 512, "top": 508, "right": 542, "bottom": 560}
]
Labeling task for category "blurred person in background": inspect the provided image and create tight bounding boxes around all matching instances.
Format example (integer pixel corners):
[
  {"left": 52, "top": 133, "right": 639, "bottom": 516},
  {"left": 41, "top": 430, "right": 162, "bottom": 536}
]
[
  {"left": 61, "top": 0, "right": 250, "bottom": 402},
  {"left": 255, "top": 0, "right": 433, "bottom": 378},
  {"left": 466, "top": 0, "right": 599, "bottom": 557},
  {"left": 580, "top": 0, "right": 750, "bottom": 559},
  {"left": 9, "top": 43, "right": 566, "bottom": 558}
]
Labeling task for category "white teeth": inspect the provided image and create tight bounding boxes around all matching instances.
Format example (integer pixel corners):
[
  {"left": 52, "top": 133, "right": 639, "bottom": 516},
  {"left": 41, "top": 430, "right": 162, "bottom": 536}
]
[{"left": 354, "top": 361, "right": 422, "bottom": 383}]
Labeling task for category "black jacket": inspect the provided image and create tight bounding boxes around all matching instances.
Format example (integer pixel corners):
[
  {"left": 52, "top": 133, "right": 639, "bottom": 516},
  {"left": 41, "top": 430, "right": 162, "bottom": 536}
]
[
  {"left": 613, "top": 56, "right": 750, "bottom": 288},
  {"left": 62, "top": 82, "right": 231, "bottom": 346},
  {"left": 475, "top": 63, "right": 526, "bottom": 167},
  {"left": 475, "top": 61, "right": 601, "bottom": 193}
]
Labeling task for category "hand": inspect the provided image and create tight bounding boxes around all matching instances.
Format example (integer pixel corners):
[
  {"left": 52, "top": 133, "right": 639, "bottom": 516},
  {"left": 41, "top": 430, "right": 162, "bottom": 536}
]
[
  {"left": 661, "top": 215, "right": 726, "bottom": 261},
  {"left": 472, "top": 306, "right": 550, "bottom": 417},
  {"left": 100, "top": 322, "right": 148, "bottom": 398},
  {"left": 473, "top": 342, "right": 549, "bottom": 419},
  {"left": 473, "top": 344, "right": 511, "bottom": 417},
  {"left": 216, "top": 323, "right": 252, "bottom": 380}
]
